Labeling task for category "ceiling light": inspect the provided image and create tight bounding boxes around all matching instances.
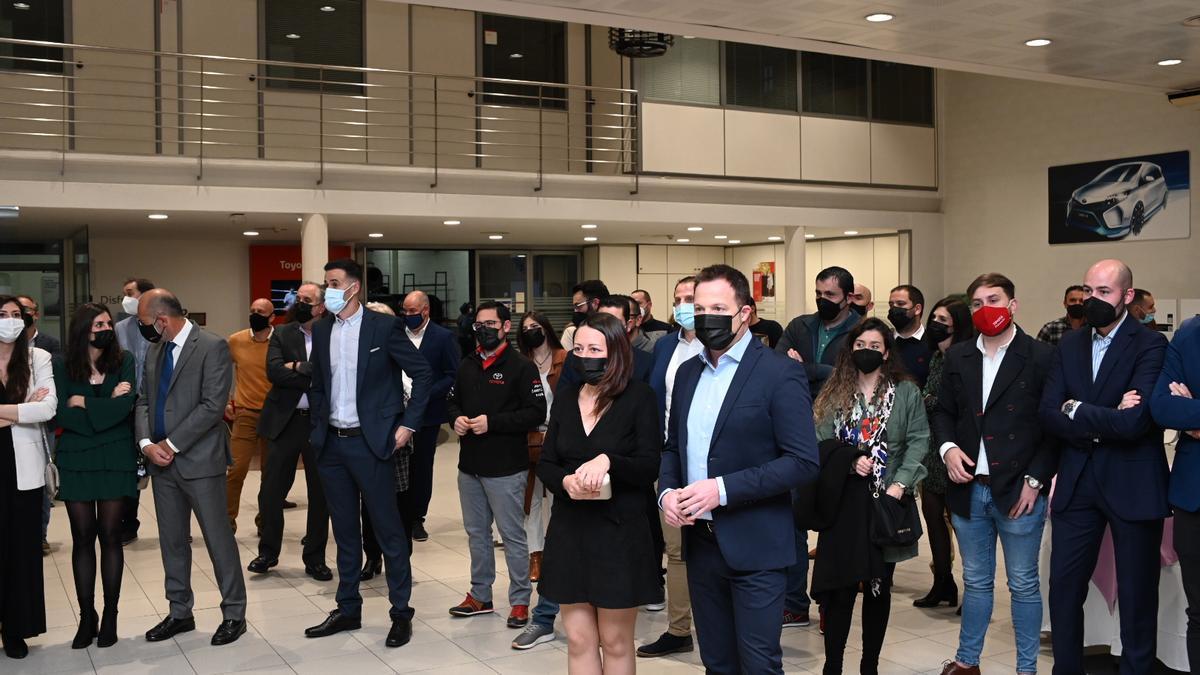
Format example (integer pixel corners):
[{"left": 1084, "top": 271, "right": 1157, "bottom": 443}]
[
  {"left": 1024, "top": 38, "right": 1052, "bottom": 47},
  {"left": 319, "top": 5, "right": 335, "bottom": 11},
  {"left": 368, "top": 233, "right": 383, "bottom": 238},
  {"left": 768, "top": 235, "right": 782, "bottom": 241},
  {"left": 488, "top": 234, "right": 504, "bottom": 240},
  {"left": 583, "top": 236, "right": 598, "bottom": 242},
  {"left": 804, "top": 233, "right": 815, "bottom": 239},
  {"left": 296, "top": 216, "right": 303, "bottom": 222},
  {"left": 581, "top": 223, "right": 598, "bottom": 229},
  {"left": 1158, "top": 58, "right": 1183, "bottom": 66},
  {"left": 844, "top": 230, "right": 859, "bottom": 235},
  {"left": 687, "top": 226, "right": 703, "bottom": 232},
  {"left": 865, "top": 13, "right": 894, "bottom": 23},
  {"left": 148, "top": 213, "right": 168, "bottom": 220},
  {"left": 714, "top": 235, "right": 728, "bottom": 240},
  {"left": 285, "top": 33, "right": 301, "bottom": 39},
  {"left": 516, "top": 254, "right": 526, "bottom": 258},
  {"left": 682, "top": 35, "right": 695, "bottom": 39},
  {"left": 509, "top": 53, "right": 523, "bottom": 59},
  {"left": 728, "top": 239, "right": 741, "bottom": 244},
  {"left": 242, "top": 230, "right": 260, "bottom": 237},
  {"left": 677, "top": 238, "right": 690, "bottom": 243},
  {"left": 13, "top": 2, "right": 30, "bottom": 9},
  {"left": 443, "top": 219, "right": 461, "bottom": 225}
]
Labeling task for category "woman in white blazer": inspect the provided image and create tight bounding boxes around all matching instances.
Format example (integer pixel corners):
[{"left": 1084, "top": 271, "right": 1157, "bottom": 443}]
[{"left": 0, "top": 295, "right": 56, "bottom": 659}]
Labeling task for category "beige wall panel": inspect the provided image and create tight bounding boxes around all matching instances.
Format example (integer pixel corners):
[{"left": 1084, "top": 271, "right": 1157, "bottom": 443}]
[
  {"left": 870, "top": 122, "right": 936, "bottom": 187},
  {"left": 800, "top": 116, "right": 870, "bottom": 184},
  {"left": 176, "top": 0, "right": 258, "bottom": 159},
  {"left": 872, "top": 235, "right": 901, "bottom": 302},
  {"left": 72, "top": 0, "right": 156, "bottom": 155},
  {"left": 365, "top": 1, "right": 410, "bottom": 166},
  {"left": 728, "top": 243, "right": 786, "bottom": 321},
  {"left": 0, "top": 72, "right": 65, "bottom": 151},
  {"left": 597, "top": 245, "right": 638, "bottom": 294},
  {"left": 479, "top": 107, "right": 569, "bottom": 173},
  {"left": 637, "top": 274, "right": 672, "bottom": 318},
  {"left": 641, "top": 102, "right": 723, "bottom": 176},
  {"left": 724, "top": 109, "right": 800, "bottom": 180},
  {"left": 637, "top": 245, "right": 666, "bottom": 273},
  {"left": 410, "top": 5, "right": 474, "bottom": 169},
  {"left": 588, "top": 25, "right": 633, "bottom": 177}
]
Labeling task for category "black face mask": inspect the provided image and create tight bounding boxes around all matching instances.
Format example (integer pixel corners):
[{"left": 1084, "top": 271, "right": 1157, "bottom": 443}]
[
  {"left": 90, "top": 329, "right": 116, "bottom": 350},
  {"left": 1066, "top": 303, "right": 1086, "bottom": 320},
  {"left": 816, "top": 297, "right": 843, "bottom": 322},
  {"left": 249, "top": 313, "right": 271, "bottom": 332},
  {"left": 852, "top": 348, "right": 885, "bottom": 374},
  {"left": 292, "top": 301, "right": 314, "bottom": 324},
  {"left": 694, "top": 312, "right": 739, "bottom": 351},
  {"left": 572, "top": 311, "right": 588, "bottom": 328},
  {"left": 888, "top": 307, "right": 914, "bottom": 333},
  {"left": 475, "top": 325, "right": 504, "bottom": 351},
  {"left": 850, "top": 303, "right": 868, "bottom": 317},
  {"left": 137, "top": 320, "right": 163, "bottom": 343},
  {"left": 1083, "top": 297, "right": 1120, "bottom": 329},
  {"left": 522, "top": 327, "right": 546, "bottom": 349},
  {"left": 575, "top": 356, "right": 608, "bottom": 385},
  {"left": 925, "top": 322, "right": 952, "bottom": 346}
]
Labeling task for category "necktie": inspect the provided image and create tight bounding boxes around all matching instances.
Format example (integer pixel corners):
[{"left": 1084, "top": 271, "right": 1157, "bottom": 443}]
[{"left": 154, "top": 342, "right": 176, "bottom": 442}]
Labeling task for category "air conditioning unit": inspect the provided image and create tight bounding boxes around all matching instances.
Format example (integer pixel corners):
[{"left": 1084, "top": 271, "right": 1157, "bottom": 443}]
[{"left": 1167, "top": 88, "right": 1200, "bottom": 110}]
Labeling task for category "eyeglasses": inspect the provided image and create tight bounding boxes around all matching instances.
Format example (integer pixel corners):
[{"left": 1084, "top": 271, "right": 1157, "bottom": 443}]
[
  {"left": 472, "top": 320, "right": 502, "bottom": 330},
  {"left": 572, "top": 301, "right": 589, "bottom": 311}
]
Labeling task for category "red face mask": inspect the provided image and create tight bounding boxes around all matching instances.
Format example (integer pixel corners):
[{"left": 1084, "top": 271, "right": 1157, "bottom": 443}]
[{"left": 973, "top": 305, "right": 1012, "bottom": 337}]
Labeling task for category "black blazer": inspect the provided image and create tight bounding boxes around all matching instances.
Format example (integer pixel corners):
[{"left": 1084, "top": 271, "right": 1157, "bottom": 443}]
[
  {"left": 931, "top": 328, "right": 1056, "bottom": 518},
  {"left": 414, "top": 321, "right": 460, "bottom": 426},
  {"left": 258, "top": 321, "right": 312, "bottom": 441}
]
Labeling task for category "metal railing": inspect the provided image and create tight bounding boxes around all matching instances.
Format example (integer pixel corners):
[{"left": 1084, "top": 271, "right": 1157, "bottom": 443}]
[{"left": 0, "top": 37, "right": 641, "bottom": 193}]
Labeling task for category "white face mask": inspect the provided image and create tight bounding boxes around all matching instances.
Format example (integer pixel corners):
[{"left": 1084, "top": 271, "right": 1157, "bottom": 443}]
[
  {"left": 0, "top": 317, "right": 24, "bottom": 343},
  {"left": 121, "top": 295, "right": 140, "bottom": 315}
]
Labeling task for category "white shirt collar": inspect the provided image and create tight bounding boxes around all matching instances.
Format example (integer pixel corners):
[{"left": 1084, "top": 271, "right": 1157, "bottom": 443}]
[
  {"left": 337, "top": 303, "right": 365, "bottom": 326},
  {"left": 170, "top": 319, "right": 194, "bottom": 350},
  {"left": 897, "top": 323, "right": 926, "bottom": 341},
  {"left": 975, "top": 326, "right": 1017, "bottom": 355}
]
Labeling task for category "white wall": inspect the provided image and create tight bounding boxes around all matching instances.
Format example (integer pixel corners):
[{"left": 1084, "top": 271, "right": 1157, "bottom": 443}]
[
  {"left": 90, "top": 236, "right": 250, "bottom": 338},
  {"left": 941, "top": 71, "right": 1200, "bottom": 330},
  {"left": 802, "top": 235, "right": 904, "bottom": 317}
]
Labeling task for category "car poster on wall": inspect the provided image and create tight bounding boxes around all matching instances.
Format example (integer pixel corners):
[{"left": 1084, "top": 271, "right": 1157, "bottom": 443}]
[{"left": 1048, "top": 150, "right": 1190, "bottom": 244}]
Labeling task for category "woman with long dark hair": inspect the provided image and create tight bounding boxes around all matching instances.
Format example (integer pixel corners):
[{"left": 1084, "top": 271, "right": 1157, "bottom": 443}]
[
  {"left": 516, "top": 311, "right": 566, "bottom": 583},
  {"left": 536, "top": 313, "right": 661, "bottom": 674},
  {"left": 914, "top": 297, "right": 974, "bottom": 610},
  {"left": 810, "top": 317, "right": 929, "bottom": 675},
  {"left": 53, "top": 303, "right": 138, "bottom": 648},
  {"left": 0, "top": 295, "right": 56, "bottom": 658}
]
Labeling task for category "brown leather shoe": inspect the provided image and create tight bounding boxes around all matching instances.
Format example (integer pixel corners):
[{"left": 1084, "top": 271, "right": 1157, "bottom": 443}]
[
  {"left": 940, "top": 662, "right": 981, "bottom": 675},
  {"left": 529, "top": 551, "right": 543, "bottom": 583}
]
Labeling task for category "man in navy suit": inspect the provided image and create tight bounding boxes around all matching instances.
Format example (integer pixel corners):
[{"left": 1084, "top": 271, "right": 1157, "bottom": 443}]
[
  {"left": 1152, "top": 316, "right": 1200, "bottom": 668},
  {"left": 303, "top": 259, "right": 433, "bottom": 649},
  {"left": 659, "top": 265, "right": 818, "bottom": 674},
  {"left": 1039, "top": 259, "right": 1168, "bottom": 674}
]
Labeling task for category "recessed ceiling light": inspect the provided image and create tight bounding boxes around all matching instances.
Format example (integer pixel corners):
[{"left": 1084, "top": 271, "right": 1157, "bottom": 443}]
[
  {"left": 148, "top": 213, "right": 168, "bottom": 220},
  {"left": 1024, "top": 38, "right": 1052, "bottom": 47},
  {"left": 443, "top": 219, "right": 461, "bottom": 225},
  {"left": 677, "top": 238, "right": 690, "bottom": 243},
  {"left": 581, "top": 223, "right": 598, "bottom": 229},
  {"left": 242, "top": 230, "right": 260, "bottom": 237},
  {"left": 728, "top": 239, "right": 741, "bottom": 244},
  {"left": 319, "top": 5, "right": 335, "bottom": 11},
  {"left": 768, "top": 235, "right": 782, "bottom": 241},
  {"left": 368, "top": 233, "right": 383, "bottom": 238},
  {"left": 804, "top": 233, "right": 815, "bottom": 239},
  {"left": 865, "top": 13, "right": 894, "bottom": 23},
  {"left": 488, "top": 234, "right": 504, "bottom": 240},
  {"left": 1158, "top": 58, "right": 1183, "bottom": 66},
  {"left": 583, "top": 236, "right": 598, "bottom": 242},
  {"left": 844, "top": 230, "right": 859, "bottom": 235},
  {"left": 682, "top": 35, "right": 695, "bottom": 39},
  {"left": 13, "top": 2, "right": 30, "bottom": 9},
  {"left": 509, "top": 53, "right": 524, "bottom": 59},
  {"left": 687, "top": 226, "right": 703, "bottom": 232},
  {"left": 296, "top": 216, "right": 303, "bottom": 222},
  {"left": 285, "top": 33, "right": 301, "bottom": 39},
  {"left": 714, "top": 235, "right": 728, "bottom": 240}
]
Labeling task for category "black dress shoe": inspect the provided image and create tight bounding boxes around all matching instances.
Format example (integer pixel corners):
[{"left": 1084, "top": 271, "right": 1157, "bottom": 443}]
[
  {"left": 211, "top": 619, "right": 246, "bottom": 646},
  {"left": 386, "top": 618, "right": 412, "bottom": 648},
  {"left": 145, "top": 615, "right": 196, "bottom": 642},
  {"left": 247, "top": 556, "right": 279, "bottom": 574},
  {"left": 305, "top": 609, "right": 361, "bottom": 638},
  {"left": 283, "top": 500, "right": 298, "bottom": 509},
  {"left": 412, "top": 521, "right": 429, "bottom": 542},
  {"left": 360, "top": 558, "right": 382, "bottom": 581},
  {"left": 2, "top": 634, "right": 28, "bottom": 659},
  {"left": 305, "top": 563, "right": 333, "bottom": 581}
]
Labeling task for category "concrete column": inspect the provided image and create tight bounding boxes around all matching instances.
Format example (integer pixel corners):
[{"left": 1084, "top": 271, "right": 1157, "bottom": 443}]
[
  {"left": 783, "top": 225, "right": 806, "bottom": 321},
  {"left": 300, "top": 214, "right": 328, "bottom": 281}
]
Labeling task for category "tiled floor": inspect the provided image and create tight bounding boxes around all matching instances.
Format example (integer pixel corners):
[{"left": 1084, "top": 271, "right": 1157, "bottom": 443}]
[{"left": 20, "top": 440, "right": 1055, "bottom": 674}]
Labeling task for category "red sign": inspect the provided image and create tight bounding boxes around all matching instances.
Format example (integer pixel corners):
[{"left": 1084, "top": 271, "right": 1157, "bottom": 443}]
[{"left": 249, "top": 245, "right": 352, "bottom": 318}]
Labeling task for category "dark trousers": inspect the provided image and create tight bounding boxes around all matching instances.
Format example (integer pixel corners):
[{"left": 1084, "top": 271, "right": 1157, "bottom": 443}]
[
  {"left": 362, "top": 464, "right": 417, "bottom": 561},
  {"left": 1050, "top": 460, "right": 1163, "bottom": 675},
  {"left": 407, "top": 425, "right": 441, "bottom": 522},
  {"left": 821, "top": 563, "right": 895, "bottom": 675},
  {"left": 921, "top": 487, "right": 954, "bottom": 580},
  {"left": 646, "top": 488, "right": 666, "bottom": 587},
  {"left": 1175, "top": 508, "right": 1200, "bottom": 672},
  {"left": 119, "top": 492, "right": 140, "bottom": 538},
  {"left": 317, "top": 432, "right": 414, "bottom": 621},
  {"left": 685, "top": 525, "right": 786, "bottom": 675},
  {"left": 257, "top": 410, "right": 329, "bottom": 565}
]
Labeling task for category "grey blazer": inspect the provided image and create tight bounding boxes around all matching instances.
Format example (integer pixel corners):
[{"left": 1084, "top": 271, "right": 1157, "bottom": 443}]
[{"left": 134, "top": 321, "right": 233, "bottom": 480}]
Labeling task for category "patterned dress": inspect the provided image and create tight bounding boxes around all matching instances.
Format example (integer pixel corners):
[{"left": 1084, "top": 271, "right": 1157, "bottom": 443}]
[{"left": 920, "top": 351, "right": 949, "bottom": 495}]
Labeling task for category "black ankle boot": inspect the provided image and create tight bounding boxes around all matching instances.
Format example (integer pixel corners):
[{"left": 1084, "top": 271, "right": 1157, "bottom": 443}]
[
  {"left": 2, "top": 632, "right": 28, "bottom": 659},
  {"left": 913, "top": 575, "right": 958, "bottom": 608},
  {"left": 98, "top": 605, "right": 119, "bottom": 648},
  {"left": 72, "top": 605, "right": 99, "bottom": 649}
]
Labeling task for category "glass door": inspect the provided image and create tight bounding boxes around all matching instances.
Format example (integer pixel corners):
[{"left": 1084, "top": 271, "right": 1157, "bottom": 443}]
[
  {"left": 0, "top": 241, "right": 65, "bottom": 343},
  {"left": 475, "top": 249, "right": 580, "bottom": 339}
]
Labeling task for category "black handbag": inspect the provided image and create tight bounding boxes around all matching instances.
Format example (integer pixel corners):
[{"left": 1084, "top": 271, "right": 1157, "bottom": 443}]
[{"left": 870, "top": 490, "right": 923, "bottom": 548}]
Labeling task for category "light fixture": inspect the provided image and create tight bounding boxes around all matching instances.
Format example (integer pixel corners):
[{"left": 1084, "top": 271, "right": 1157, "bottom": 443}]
[
  {"left": 682, "top": 35, "right": 696, "bottom": 39},
  {"left": 296, "top": 216, "right": 303, "bottom": 222},
  {"left": 13, "top": 2, "right": 30, "bottom": 9},
  {"left": 581, "top": 223, "right": 598, "bottom": 229},
  {"left": 0, "top": 206, "right": 19, "bottom": 219},
  {"left": 516, "top": 254, "right": 527, "bottom": 258},
  {"left": 768, "top": 235, "right": 782, "bottom": 241},
  {"left": 687, "top": 226, "right": 703, "bottom": 232},
  {"left": 509, "top": 53, "right": 524, "bottom": 59},
  {"left": 368, "top": 233, "right": 383, "bottom": 238},
  {"left": 1024, "top": 38, "right": 1052, "bottom": 47},
  {"left": 443, "top": 219, "right": 461, "bottom": 225},
  {"left": 148, "top": 213, "right": 169, "bottom": 220},
  {"left": 804, "top": 233, "right": 815, "bottom": 239},
  {"left": 677, "top": 238, "right": 690, "bottom": 243},
  {"left": 583, "top": 236, "right": 598, "bottom": 242},
  {"left": 728, "top": 239, "right": 741, "bottom": 244},
  {"left": 285, "top": 33, "right": 301, "bottom": 39},
  {"left": 242, "top": 230, "right": 260, "bottom": 237},
  {"left": 844, "top": 230, "right": 859, "bottom": 235},
  {"left": 714, "top": 234, "right": 728, "bottom": 240},
  {"left": 1158, "top": 58, "right": 1183, "bottom": 66},
  {"left": 319, "top": 5, "right": 335, "bottom": 11},
  {"left": 865, "top": 13, "right": 894, "bottom": 23},
  {"left": 488, "top": 234, "right": 504, "bottom": 240}
]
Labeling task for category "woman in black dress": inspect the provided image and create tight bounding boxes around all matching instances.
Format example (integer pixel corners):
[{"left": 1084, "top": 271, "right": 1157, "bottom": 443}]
[{"left": 536, "top": 313, "right": 661, "bottom": 675}]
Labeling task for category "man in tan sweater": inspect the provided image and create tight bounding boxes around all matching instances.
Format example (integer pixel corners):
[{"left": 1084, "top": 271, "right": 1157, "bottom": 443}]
[{"left": 225, "top": 297, "right": 275, "bottom": 533}]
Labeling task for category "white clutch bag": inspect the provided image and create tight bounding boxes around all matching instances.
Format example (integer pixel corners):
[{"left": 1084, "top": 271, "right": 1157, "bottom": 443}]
[{"left": 579, "top": 473, "right": 612, "bottom": 500}]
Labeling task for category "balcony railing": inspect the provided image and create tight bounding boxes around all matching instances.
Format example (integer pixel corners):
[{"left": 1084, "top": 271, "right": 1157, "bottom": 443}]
[{"left": 0, "top": 37, "right": 641, "bottom": 192}]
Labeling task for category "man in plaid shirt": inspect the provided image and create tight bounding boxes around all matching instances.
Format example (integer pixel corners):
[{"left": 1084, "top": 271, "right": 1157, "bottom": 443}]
[{"left": 1035, "top": 285, "right": 1088, "bottom": 345}]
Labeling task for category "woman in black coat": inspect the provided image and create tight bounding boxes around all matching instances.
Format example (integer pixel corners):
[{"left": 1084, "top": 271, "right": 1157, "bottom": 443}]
[{"left": 536, "top": 313, "right": 661, "bottom": 675}]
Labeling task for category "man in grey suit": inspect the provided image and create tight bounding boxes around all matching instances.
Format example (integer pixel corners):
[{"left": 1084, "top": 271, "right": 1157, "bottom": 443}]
[{"left": 134, "top": 289, "right": 248, "bottom": 646}]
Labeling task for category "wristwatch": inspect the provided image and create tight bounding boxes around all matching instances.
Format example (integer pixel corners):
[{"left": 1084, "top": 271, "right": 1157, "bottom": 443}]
[
  {"left": 893, "top": 482, "right": 907, "bottom": 490},
  {"left": 1061, "top": 400, "right": 1080, "bottom": 417},
  {"left": 1024, "top": 475, "right": 1044, "bottom": 490}
]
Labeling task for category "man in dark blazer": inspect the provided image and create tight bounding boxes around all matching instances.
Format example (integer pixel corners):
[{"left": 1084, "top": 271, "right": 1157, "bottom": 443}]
[
  {"left": 659, "top": 265, "right": 818, "bottom": 674},
  {"left": 1039, "top": 259, "right": 1168, "bottom": 675},
  {"left": 303, "top": 259, "right": 433, "bottom": 649},
  {"left": 932, "top": 273, "right": 1055, "bottom": 675},
  {"left": 249, "top": 282, "right": 332, "bottom": 581},
  {"left": 16, "top": 294, "right": 61, "bottom": 357},
  {"left": 775, "top": 266, "right": 861, "bottom": 396},
  {"left": 557, "top": 295, "right": 654, "bottom": 389},
  {"left": 133, "top": 289, "right": 248, "bottom": 646},
  {"left": 1151, "top": 316, "right": 1200, "bottom": 668},
  {"left": 399, "top": 289, "right": 460, "bottom": 542}
]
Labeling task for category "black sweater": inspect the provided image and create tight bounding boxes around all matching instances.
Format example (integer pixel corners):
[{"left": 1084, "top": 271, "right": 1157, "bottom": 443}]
[{"left": 447, "top": 345, "right": 547, "bottom": 477}]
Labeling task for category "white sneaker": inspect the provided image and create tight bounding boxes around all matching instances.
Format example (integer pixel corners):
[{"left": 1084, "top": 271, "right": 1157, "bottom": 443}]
[{"left": 512, "top": 623, "right": 555, "bottom": 650}]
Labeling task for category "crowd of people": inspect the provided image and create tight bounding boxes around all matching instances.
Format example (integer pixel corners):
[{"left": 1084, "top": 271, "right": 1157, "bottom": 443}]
[{"left": 0, "top": 254, "right": 1195, "bottom": 675}]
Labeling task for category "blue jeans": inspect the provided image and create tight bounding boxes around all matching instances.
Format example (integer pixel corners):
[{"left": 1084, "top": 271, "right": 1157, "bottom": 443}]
[
  {"left": 951, "top": 481, "right": 1046, "bottom": 674},
  {"left": 532, "top": 595, "right": 558, "bottom": 629},
  {"left": 784, "top": 512, "right": 810, "bottom": 614}
]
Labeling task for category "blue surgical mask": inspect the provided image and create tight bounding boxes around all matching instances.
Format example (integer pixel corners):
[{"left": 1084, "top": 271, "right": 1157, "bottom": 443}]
[
  {"left": 324, "top": 282, "right": 356, "bottom": 315},
  {"left": 1140, "top": 313, "right": 1156, "bottom": 325},
  {"left": 673, "top": 303, "right": 695, "bottom": 331},
  {"left": 404, "top": 314, "right": 425, "bottom": 331}
]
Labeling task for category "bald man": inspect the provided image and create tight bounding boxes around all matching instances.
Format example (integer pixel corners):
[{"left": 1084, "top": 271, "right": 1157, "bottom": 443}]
[
  {"left": 225, "top": 297, "right": 277, "bottom": 533},
  {"left": 1039, "top": 259, "right": 1168, "bottom": 674},
  {"left": 849, "top": 283, "right": 874, "bottom": 317}
]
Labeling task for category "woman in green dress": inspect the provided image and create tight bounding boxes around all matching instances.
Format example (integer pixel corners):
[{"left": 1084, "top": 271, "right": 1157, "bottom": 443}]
[{"left": 53, "top": 302, "right": 137, "bottom": 649}]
